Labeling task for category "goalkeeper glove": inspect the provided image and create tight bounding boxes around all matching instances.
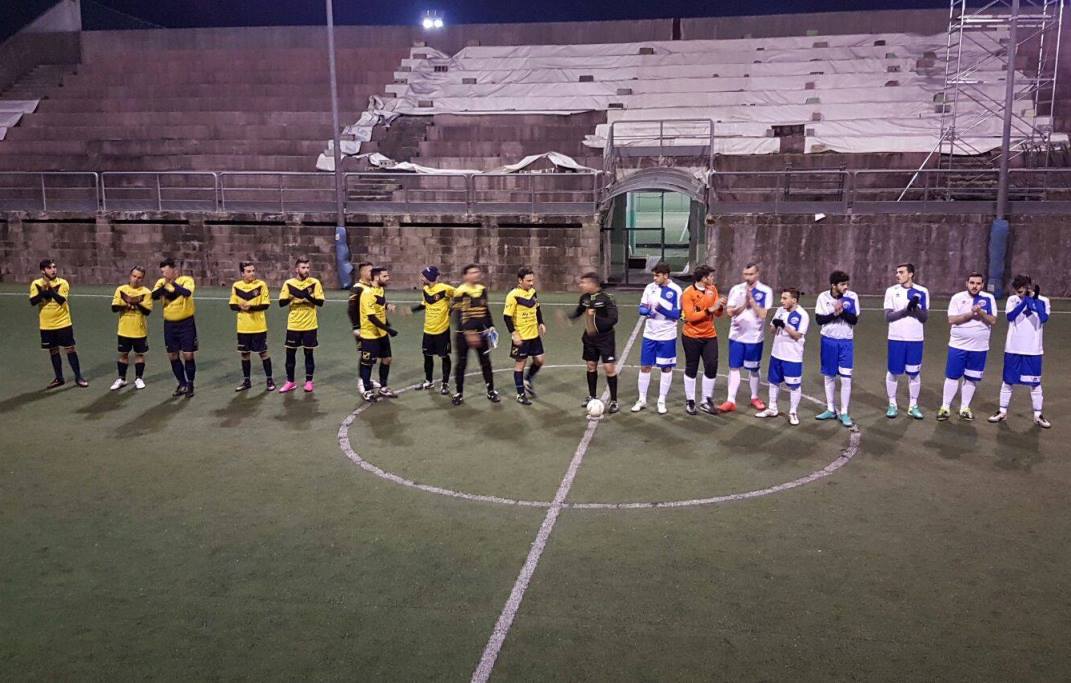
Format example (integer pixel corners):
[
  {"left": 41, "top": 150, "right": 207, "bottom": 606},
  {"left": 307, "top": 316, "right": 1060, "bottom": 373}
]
[
  {"left": 771, "top": 318, "right": 785, "bottom": 329},
  {"left": 1033, "top": 285, "right": 1041, "bottom": 299},
  {"left": 906, "top": 296, "right": 919, "bottom": 311}
]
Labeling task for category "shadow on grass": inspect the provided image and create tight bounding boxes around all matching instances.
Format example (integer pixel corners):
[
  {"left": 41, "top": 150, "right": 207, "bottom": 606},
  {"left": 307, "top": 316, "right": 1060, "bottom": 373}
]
[
  {"left": 211, "top": 390, "right": 270, "bottom": 428},
  {"left": 993, "top": 423, "right": 1044, "bottom": 472},
  {"left": 273, "top": 392, "right": 327, "bottom": 431},
  {"left": 0, "top": 384, "right": 75, "bottom": 413},
  {"left": 113, "top": 395, "right": 191, "bottom": 438},
  {"left": 76, "top": 388, "right": 138, "bottom": 419}
]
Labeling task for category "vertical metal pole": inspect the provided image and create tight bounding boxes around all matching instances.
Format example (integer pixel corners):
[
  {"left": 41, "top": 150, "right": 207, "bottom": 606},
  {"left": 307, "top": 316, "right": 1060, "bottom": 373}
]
[
  {"left": 40, "top": 174, "right": 47, "bottom": 212},
  {"left": 997, "top": 0, "right": 1020, "bottom": 221},
  {"left": 327, "top": 0, "right": 353, "bottom": 288}
]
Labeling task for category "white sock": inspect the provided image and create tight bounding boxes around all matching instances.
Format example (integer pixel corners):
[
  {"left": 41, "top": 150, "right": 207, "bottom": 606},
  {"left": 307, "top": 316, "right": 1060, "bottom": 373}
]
[
  {"left": 637, "top": 372, "right": 650, "bottom": 403},
  {"left": 823, "top": 376, "right": 836, "bottom": 411},
  {"left": 1031, "top": 385, "right": 1044, "bottom": 415},
  {"left": 960, "top": 380, "right": 976, "bottom": 410},
  {"left": 840, "top": 377, "right": 852, "bottom": 415},
  {"left": 748, "top": 371, "right": 760, "bottom": 400},
  {"left": 886, "top": 372, "right": 899, "bottom": 405},
  {"left": 941, "top": 378, "right": 958, "bottom": 409},
  {"left": 701, "top": 375, "right": 715, "bottom": 402},
  {"left": 658, "top": 370, "right": 673, "bottom": 401},
  {"left": 999, "top": 382, "right": 1012, "bottom": 412},
  {"left": 727, "top": 368, "right": 741, "bottom": 404},
  {"left": 908, "top": 375, "right": 921, "bottom": 405},
  {"left": 684, "top": 375, "right": 696, "bottom": 402},
  {"left": 768, "top": 383, "right": 779, "bottom": 412},
  {"left": 789, "top": 386, "right": 801, "bottom": 414}
]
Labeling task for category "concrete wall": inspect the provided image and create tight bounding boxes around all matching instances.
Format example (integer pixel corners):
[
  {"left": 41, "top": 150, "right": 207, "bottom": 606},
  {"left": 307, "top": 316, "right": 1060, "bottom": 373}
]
[
  {"left": 705, "top": 213, "right": 1070, "bottom": 296},
  {"left": 0, "top": 212, "right": 600, "bottom": 291},
  {"left": 682, "top": 9, "right": 949, "bottom": 40}
]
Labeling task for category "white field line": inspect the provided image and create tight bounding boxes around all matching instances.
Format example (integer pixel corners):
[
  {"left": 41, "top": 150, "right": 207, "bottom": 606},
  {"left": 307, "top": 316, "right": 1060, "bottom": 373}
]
[{"left": 470, "top": 317, "right": 644, "bottom": 683}]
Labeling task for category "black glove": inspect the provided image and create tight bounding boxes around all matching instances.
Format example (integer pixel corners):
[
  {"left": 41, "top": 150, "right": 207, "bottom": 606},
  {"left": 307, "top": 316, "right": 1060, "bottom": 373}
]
[
  {"left": 387, "top": 327, "right": 398, "bottom": 338},
  {"left": 1033, "top": 285, "right": 1041, "bottom": 299},
  {"left": 907, "top": 296, "right": 919, "bottom": 311},
  {"left": 771, "top": 318, "right": 785, "bottom": 329}
]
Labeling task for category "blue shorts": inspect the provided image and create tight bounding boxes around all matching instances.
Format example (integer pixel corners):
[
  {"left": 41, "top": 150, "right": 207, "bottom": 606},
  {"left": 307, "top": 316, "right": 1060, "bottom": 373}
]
[
  {"left": 640, "top": 337, "right": 677, "bottom": 368},
  {"left": 820, "top": 337, "right": 854, "bottom": 378},
  {"left": 887, "top": 339, "right": 923, "bottom": 376},
  {"left": 768, "top": 357, "right": 803, "bottom": 388},
  {"left": 728, "top": 339, "right": 763, "bottom": 371},
  {"left": 1002, "top": 353, "right": 1043, "bottom": 387},
  {"left": 945, "top": 348, "right": 987, "bottom": 381}
]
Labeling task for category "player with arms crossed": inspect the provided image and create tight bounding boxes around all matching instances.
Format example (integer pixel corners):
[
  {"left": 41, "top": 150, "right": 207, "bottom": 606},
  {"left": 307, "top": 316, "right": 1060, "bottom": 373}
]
[
  {"left": 883, "top": 263, "right": 929, "bottom": 419},
  {"left": 569, "top": 272, "right": 620, "bottom": 414},
  {"left": 756, "top": 288, "right": 809, "bottom": 426},
  {"left": 632, "top": 262, "right": 682, "bottom": 415},
  {"left": 152, "top": 257, "right": 197, "bottom": 397},
  {"left": 938, "top": 272, "right": 996, "bottom": 421},
  {"left": 229, "top": 261, "right": 275, "bottom": 392},
  {"left": 359, "top": 266, "right": 399, "bottom": 402},
  {"left": 348, "top": 261, "right": 374, "bottom": 393},
  {"left": 29, "top": 258, "right": 87, "bottom": 388},
  {"left": 504, "top": 266, "right": 546, "bottom": 405},
  {"left": 680, "top": 265, "right": 724, "bottom": 415},
  {"left": 451, "top": 264, "right": 500, "bottom": 406},
  {"left": 277, "top": 257, "right": 325, "bottom": 393},
  {"left": 720, "top": 262, "right": 774, "bottom": 413},
  {"left": 814, "top": 270, "right": 859, "bottom": 427},
  {"left": 411, "top": 266, "right": 455, "bottom": 395},
  {"left": 989, "top": 274, "right": 1051, "bottom": 428},
  {"left": 109, "top": 266, "right": 153, "bottom": 390}
]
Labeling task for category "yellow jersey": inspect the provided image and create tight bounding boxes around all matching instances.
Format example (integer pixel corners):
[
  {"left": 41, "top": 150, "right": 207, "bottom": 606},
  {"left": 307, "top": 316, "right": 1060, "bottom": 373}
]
[
  {"left": 359, "top": 285, "right": 388, "bottom": 340},
  {"left": 229, "top": 279, "right": 270, "bottom": 334},
  {"left": 29, "top": 277, "right": 72, "bottom": 330},
  {"left": 279, "top": 277, "right": 324, "bottom": 331},
  {"left": 452, "top": 282, "right": 493, "bottom": 331},
  {"left": 151, "top": 276, "right": 196, "bottom": 321},
  {"left": 420, "top": 282, "right": 455, "bottom": 335},
  {"left": 111, "top": 284, "right": 153, "bottom": 338},
  {"left": 504, "top": 287, "right": 541, "bottom": 341}
]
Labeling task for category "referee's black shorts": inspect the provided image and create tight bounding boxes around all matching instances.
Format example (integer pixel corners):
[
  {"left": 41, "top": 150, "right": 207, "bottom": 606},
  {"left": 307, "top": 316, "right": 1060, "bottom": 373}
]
[
  {"left": 682, "top": 335, "right": 719, "bottom": 378},
  {"left": 581, "top": 331, "right": 616, "bottom": 364}
]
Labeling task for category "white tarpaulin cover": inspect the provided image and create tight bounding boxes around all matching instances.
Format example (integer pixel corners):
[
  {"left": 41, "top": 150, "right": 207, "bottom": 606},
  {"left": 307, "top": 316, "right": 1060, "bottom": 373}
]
[
  {"left": 0, "top": 100, "right": 40, "bottom": 142},
  {"left": 316, "top": 150, "right": 596, "bottom": 174},
  {"left": 320, "top": 30, "right": 1029, "bottom": 163}
]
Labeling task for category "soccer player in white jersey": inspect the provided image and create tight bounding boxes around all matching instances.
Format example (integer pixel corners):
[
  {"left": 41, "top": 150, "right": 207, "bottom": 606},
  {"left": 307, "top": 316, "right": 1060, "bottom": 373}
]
[
  {"left": 719, "top": 262, "right": 774, "bottom": 413},
  {"left": 989, "top": 274, "right": 1051, "bottom": 428},
  {"left": 938, "top": 272, "right": 997, "bottom": 422},
  {"left": 883, "top": 263, "right": 930, "bottom": 419},
  {"left": 632, "top": 262, "right": 683, "bottom": 415},
  {"left": 756, "top": 288, "right": 809, "bottom": 426},
  {"left": 814, "top": 270, "right": 859, "bottom": 428}
]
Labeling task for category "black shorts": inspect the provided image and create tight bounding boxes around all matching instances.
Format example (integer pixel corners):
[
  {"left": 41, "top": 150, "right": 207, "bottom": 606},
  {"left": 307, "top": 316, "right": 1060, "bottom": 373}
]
[
  {"left": 285, "top": 329, "right": 318, "bottom": 349},
  {"left": 422, "top": 331, "right": 451, "bottom": 357},
  {"left": 117, "top": 335, "right": 149, "bottom": 354},
  {"left": 360, "top": 336, "right": 392, "bottom": 364},
  {"left": 683, "top": 334, "right": 719, "bottom": 377},
  {"left": 237, "top": 332, "right": 268, "bottom": 354},
  {"left": 510, "top": 337, "right": 545, "bottom": 360},
  {"left": 163, "top": 317, "right": 198, "bottom": 353},
  {"left": 456, "top": 330, "right": 491, "bottom": 354},
  {"left": 581, "top": 332, "right": 617, "bottom": 364},
  {"left": 40, "top": 326, "right": 75, "bottom": 350}
]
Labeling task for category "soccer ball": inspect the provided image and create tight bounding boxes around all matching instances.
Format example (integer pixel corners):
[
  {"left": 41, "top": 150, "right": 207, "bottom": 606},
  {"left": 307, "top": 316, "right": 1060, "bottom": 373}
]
[{"left": 586, "top": 398, "right": 606, "bottom": 418}]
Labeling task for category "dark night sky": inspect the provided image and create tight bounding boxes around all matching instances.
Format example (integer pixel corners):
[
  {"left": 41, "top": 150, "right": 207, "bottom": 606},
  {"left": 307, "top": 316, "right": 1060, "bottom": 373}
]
[{"left": 79, "top": 0, "right": 950, "bottom": 29}]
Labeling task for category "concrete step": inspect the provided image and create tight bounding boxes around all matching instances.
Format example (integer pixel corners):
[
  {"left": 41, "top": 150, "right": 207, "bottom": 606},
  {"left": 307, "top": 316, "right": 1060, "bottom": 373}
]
[
  {"left": 36, "top": 96, "right": 372, "bottom": 113},
  {"left": 3, "top": 123, "right": 333, "bottom": 142},
  {"left": 22, "top": 111, "right": 340, "bottom": 126},
  {"left": 50, "top": 83, "right": 389, "bottom": 99}
]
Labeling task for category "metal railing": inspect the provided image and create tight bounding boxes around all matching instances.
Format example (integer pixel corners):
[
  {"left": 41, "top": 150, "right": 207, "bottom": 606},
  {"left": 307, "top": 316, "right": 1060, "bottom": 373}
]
[{"left": 6, "top": 168, "right": 1071, "bottom": 215}]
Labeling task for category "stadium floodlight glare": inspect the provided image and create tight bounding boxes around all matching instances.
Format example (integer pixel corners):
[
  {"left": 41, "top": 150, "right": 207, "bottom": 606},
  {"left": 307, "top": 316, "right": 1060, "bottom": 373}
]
[
  {"left": 422, "top": 16, "right": 435, "bottom": 29},
  {"left": 421, "top": 11, "right": 444, "bottom": 30},
  {"left": 433, "top": 17, "right": 444, "bottom": 28}
]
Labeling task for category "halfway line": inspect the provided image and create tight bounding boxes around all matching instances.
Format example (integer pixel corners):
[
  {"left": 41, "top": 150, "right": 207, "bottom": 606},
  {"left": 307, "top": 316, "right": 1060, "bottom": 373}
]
[{"left": 470, "top": 316, "right": 644, "bottom": 682}]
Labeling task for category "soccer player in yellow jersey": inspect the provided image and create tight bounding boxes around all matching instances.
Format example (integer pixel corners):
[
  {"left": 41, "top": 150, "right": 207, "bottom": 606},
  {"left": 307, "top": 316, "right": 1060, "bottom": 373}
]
[
  {"left": 450, "top": 263, "right": 500, "bottom": 406},
  {"left": 277, "top": 257, "right": 325, "bottom": 393},
  {"left": 504, "top": 266, "right": 546, "bottom": 405},
  {"left": 29, "top": 258, "right": 87, "bottom": 388},
  {"left": 348, "top": 261, "right": 376, "bottom": 393},
  {"left": 358, "top": 267, "right": 400, "bottom": 402},
  {"left": 229, "top": 261, "right": 275, "bottom": 392},
  {"left": 109, "top": 266, "right": 153, "bottom": 390},
  {"left": 411, "top": 265, "right": 455, "bottom": 395},
  {"left": 151, "top": 257, "right": 198, "bottom": 397}
]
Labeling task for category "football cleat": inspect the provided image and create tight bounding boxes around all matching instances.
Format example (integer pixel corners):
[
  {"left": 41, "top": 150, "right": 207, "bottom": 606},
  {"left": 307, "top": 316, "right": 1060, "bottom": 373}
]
[
  {"left": 110, "top": 378, "right": 127, "bottom": 391},
  {"left": 815, "top": 409, "right": 838, "bottom": 421},
  {"left": 936, "top": 407, "right": 951, "bottom": 421}
]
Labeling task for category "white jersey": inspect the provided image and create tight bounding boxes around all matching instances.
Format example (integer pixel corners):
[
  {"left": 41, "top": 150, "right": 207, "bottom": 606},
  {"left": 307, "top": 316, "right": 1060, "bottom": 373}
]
[
  {"left": 1004, "top": 294, "right": 1049, "bottom": 355},
  {"left": 947, "top": 290, "right": 996, "bottom": 352},
  {"left": 771, "top": 306, "right": 809, "bottom": 363},
  {"left": 815, "top": 290, "right": 860, "bottom": 340},
  {"left": 727, "top": 281, "right": 774, "bottom": 344},
  {"left": 639, "top": 281, "right": 683, "bottom": 342},
  {"left": 884, "top": 283, "right": 930, "bottom": 342}
]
